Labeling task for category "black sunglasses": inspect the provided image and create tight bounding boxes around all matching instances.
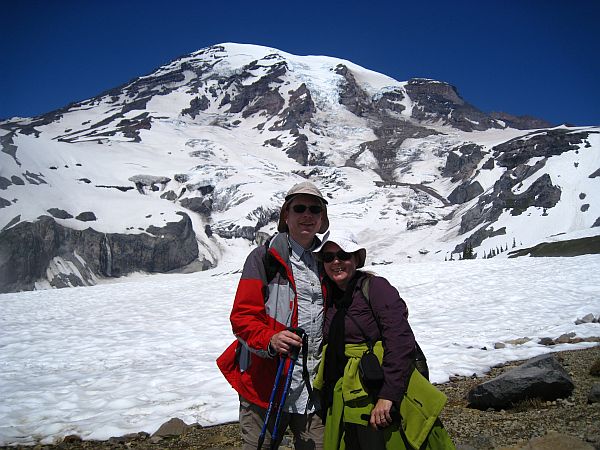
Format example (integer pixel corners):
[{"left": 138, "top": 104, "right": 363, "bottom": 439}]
[
  {"left": 291, "top": 204, "right": 323, "bottom": 214},
  {"left": 321, "top": 250, "right": 353, "bottom": 263}
]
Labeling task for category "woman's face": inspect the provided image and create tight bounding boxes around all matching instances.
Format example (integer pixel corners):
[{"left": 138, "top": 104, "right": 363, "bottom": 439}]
[{"left": 322, "top": 242, "right": 358, "bottom": 291}]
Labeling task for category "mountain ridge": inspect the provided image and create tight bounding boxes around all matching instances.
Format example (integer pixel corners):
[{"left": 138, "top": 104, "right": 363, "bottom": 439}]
[{"left": 1, "top": 42, "right": 598, "bottom": 293}]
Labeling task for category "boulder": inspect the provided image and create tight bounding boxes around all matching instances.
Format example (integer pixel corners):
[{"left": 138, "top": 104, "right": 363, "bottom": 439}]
[
  {"left": 500, "top": 431, "right": 594, "bottom": 450},
  {"left": 151, "top": 417, "right": 190, "bottom": 439},
  {"left": 588, "top": 383, "right": 600, "bottom": 404},
  {"left": 467, "top": 354, "right": 574, "bottom": 410}
]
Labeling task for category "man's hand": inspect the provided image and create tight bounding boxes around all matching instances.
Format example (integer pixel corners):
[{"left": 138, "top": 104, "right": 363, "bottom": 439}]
[{"left": 269, "top": 330, "right": 303, "bottom": 355}]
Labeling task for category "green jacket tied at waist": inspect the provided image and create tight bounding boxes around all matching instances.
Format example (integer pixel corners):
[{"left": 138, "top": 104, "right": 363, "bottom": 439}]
[{"left": 314, "top": 342, "right": 455, "bottom": 450}]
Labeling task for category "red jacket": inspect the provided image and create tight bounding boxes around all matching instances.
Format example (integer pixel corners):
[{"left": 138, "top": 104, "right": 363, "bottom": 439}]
[{"left": 217, "top": 233, "right": 324, "bottom": 408}]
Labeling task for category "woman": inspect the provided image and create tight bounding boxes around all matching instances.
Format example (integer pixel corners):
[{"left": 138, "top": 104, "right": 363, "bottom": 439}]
[{"left": 313, "top": 230, "right": 454, "bottom": 450}]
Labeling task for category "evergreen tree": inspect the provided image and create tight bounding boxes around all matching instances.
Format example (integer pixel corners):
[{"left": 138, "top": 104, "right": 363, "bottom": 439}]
[{"left": 462, "top": 242, "right": 475, "bottom": 260}]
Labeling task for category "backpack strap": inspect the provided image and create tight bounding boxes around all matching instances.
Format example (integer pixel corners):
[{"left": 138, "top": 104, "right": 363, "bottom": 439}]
[{"left": 263, "top": 236, "right": 287, "bottom": 284}]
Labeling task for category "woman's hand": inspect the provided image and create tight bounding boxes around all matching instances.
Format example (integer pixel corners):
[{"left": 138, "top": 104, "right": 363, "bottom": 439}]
[{"left": 369, "top": 398, "right": 393, "bottom": 430}]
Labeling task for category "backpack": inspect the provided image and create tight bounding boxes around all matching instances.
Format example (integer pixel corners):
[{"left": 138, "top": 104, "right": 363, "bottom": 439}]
[{"left": 360, "top": 276, "right": 430, "bottom": 380}]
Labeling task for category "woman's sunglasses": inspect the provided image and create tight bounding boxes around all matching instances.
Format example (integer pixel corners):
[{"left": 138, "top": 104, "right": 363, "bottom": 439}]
[
  {"left": 291, "top": 204, "right": 323, "bottom": 214},
  {"left": 321, "top": 250, "right": 353, "bottom": 263}
]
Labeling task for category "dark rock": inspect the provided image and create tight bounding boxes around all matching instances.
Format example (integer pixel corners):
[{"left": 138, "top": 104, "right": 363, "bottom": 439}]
[
  {"left": 47, "top": 208, "right": 73, "bottom": 219},
  {"left": 482, "top": 158, "right": 494, "bottom": 170},
  {"left": 489, "top": 111, "right": 553, "bottom": 129},
  {"left": 373, "top": 88, "right": 406, "bottom": 115},
  {"left": 405, "top": 78, "right": 502, "bottom": 132},
  {"left": 62, "top": 434, "right": 83, "bottom": 443},
  {"left": 10, "top": 175, "right": 25, "bottom": 185},
  {"left": 182, "top": 95, "right": 210, "bottom": 118},
  {"left": 494, "top": 129, "right": 595, "bottom": 170},
  {"left": 160, "top": 190, "right": 178, "bottom": 201},
  {"left": 1, "top": 215, "right": 20, "bottom": 231},
  {"left": 538, "top": 337, "right": 556, "bottom": 346},
  {"left": 23, "top": 171, "right": 47, "bottom": 185},
  {"left": 285, "top": 133, "right": 309, "bottom": 165},
  {"left": 270, "top": 83, "right": 315, "bottom": 131},
  {"left": 467, "top": 353, "right": 574, "bottom": 410},
  {"left": 515, "top": 431, "right": 595, "bottom": 450},
  {"left": 508, "top": 235, "right": 600, "bottom": 258},
  {"left": 76, "top": 211, "right": 97, "bottom": 222},
  {"left": 443, "top": 143, "right": 485, "bottom": 181},
  {"left": 0, "top": 131, "right": 20, "bottom": 166},
  {"left": 117, "top": 114, "right": 152, "bottom": 142},
  {"left": 459, "top": 169, "right": 560, "bottom": 234},
  {"left": 590, "top": 359, "right": 600, "bottom": 376},
  {"left": 227, "top": 59, "right": 287, "bottom": 118},
  {"left": 334, "top": 64, "right": 373, "bottom": 117},
  {"left": 448, "top": 181, "right": 484, "bottom": 205},
  {"left": 0, "top": 197, "right": 11, "bottom": 208},
  {"left": 453, "top": 226, "right": 506, "bottom": 255},
  {"left": 0, "top": 176, "right": 11, "bottom": 190},
  {"left": 264, "top": 137, "right": 283, "bottom": 148},
  {"left": 0, "top": 212, "right": 201, "bottom": 293},
  {"left": 152, "top": 417, "right": 189, "bottom": 438},
  {"left": 174, "top": 173, "right": 189, "bottom": 183},
  {"left": 95, "top": 184, "right": 134, "bottom": 192},
  {"left": 180, "top": 196, "right": 213, "bottom": 215}
]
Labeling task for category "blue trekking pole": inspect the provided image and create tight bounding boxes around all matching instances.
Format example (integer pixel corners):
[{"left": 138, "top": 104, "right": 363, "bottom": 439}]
[
  {"left": 270, "top": 328, "right": 305, "bottom": 450},
  {"left": 257, "top": 356, "right": 286, "bottom": 450}
]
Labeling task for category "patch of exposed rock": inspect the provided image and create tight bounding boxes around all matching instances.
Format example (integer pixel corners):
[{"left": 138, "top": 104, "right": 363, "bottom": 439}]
[{"left": 0, "top": 212, "right": 202, "bottom": 293}]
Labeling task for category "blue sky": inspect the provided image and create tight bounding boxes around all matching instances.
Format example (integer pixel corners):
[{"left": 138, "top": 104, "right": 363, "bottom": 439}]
[{"left": 1, "top": 0, "right": 598, "bottom": 125}]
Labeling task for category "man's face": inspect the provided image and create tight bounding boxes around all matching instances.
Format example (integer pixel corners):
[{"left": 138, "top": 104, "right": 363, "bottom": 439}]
[{"left": 285, "top": 194, "right": 324, "bottom": 245}]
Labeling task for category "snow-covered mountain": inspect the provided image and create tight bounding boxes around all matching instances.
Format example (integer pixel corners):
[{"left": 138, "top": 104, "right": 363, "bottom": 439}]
[{"left": 1, "top": 42, "right": 599, "bottom": 293}]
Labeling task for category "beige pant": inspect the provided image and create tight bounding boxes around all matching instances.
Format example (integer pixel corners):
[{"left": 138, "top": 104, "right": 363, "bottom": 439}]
[{"left": 239, "top": 396, "right": 324, "bottom": 450}]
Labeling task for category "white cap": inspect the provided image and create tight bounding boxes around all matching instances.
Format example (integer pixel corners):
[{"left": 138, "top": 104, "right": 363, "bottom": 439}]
[{"left": 314, "top": 229, "right": 367, "bottom": 268}]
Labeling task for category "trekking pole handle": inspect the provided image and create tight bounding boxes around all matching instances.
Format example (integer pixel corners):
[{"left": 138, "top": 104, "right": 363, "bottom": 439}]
[{"left": 287, "top": 327, "right": 305, "bottom": 361}]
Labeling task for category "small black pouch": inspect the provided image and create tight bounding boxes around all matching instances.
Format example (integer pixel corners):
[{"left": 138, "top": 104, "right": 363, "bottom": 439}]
[{"left": 358, "top": 345, "right": 384, "bottom": 393}]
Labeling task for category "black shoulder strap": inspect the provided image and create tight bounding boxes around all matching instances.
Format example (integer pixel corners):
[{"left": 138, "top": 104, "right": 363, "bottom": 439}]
[
  {"left": 359, "top": 276, "right": 381, "bottom": 336},
  {"left": 263, "top": 237, "right": 287, "bottom": 284}
]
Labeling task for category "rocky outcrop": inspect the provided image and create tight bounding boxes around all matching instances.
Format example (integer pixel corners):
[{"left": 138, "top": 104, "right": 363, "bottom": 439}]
[
  {"left": 467, "top": 354, "right": 575, "bottom": 410},
  {"left": 489, "top": 111, "right": 553, "bottom": 129},
  {"left": 0, "top": 131, "right": 20, "bottom": 166},
  {"left": 508, "top": 234, "right": 600, "bottom": 258},
  {"left": 443, "top": 143, "right": 485, "bottom": 182},
  {"left": 225, "top": 59, "right": 287, "bottom": 118},
  {"left": 494, "top": 129, "right": 597, "bottom": 169},
  {"left": 270, "top": 83, "right": 315, "bottom": 132},
  {"left": 0, "top": 212, "right": 201, "bottom": 293},
  {"left": 405, "top": 78, "right": 503, "bottom": 131},
  {"left": 459, "top": 170, "right": 561, "bottom": 235},
  {"left": 448, "top": 180, "right": 484, "bottom": 205}
]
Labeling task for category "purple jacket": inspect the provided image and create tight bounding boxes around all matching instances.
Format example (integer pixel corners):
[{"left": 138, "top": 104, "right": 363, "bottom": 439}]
[{"left": 323, "top": 273, "right": 416, "bottom": 402}]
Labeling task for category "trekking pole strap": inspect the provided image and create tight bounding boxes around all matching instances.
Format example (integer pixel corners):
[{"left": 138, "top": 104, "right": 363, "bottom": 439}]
[{"left": 301, "top": 332, "right": 314, "bottom": 400}]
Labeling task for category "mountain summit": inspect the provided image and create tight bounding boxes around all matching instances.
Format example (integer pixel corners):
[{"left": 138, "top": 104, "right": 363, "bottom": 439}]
[{"left": 1, "top": 43, "right": 598, "bottom": 293}]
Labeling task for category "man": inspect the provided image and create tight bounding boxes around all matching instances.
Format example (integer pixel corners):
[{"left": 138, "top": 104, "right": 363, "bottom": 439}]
[{"left": 217, "top": 181, "right": 329, "bottom": 450}]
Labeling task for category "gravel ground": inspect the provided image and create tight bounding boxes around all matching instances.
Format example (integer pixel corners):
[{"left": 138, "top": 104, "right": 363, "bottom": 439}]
[{"left": 2, "top": 345, "right": 599, "bottom": 450}]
